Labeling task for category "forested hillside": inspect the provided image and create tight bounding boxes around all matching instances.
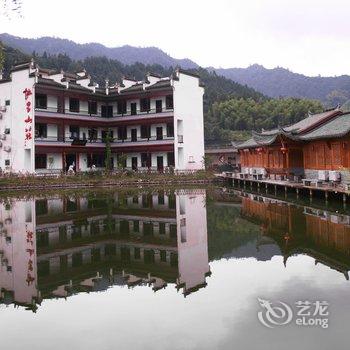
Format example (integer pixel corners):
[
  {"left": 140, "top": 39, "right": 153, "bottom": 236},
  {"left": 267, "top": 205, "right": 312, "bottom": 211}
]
[
  {"left": 215, "top": 64, "right": 350, "bottom": 105},
  {"left": 205, "top": 97, "right": 323, "bottom": 141},
  {"left": 0, "top": 33, "right": 198, "bottom": 69}
]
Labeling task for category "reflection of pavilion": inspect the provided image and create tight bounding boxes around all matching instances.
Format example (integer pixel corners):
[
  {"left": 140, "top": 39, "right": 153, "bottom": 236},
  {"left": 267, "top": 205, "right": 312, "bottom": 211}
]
[
  {"left": 0, "top": 190, "right": 210, "bottom": 311},
  {"left": 240, "top": 193, "right": 350, "bottom": 280}
]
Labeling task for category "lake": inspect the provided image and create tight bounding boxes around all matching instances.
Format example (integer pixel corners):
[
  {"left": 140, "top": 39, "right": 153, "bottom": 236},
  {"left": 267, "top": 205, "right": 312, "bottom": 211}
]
[{"left": 0, "top": 187, "right": 349, "bottom": 350}]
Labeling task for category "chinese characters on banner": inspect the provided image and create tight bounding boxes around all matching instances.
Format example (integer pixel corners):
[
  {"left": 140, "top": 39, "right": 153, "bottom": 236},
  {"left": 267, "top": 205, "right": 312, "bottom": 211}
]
[
  {"left": 25, "top": 224, "right": 35, "bottom": 286},
  {"left": 23, "top": 88, "right": 33, "bottom": 148}
]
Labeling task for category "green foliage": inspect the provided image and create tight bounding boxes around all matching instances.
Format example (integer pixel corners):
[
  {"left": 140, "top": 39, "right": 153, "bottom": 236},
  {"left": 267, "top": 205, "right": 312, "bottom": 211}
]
[
  {"left": 104, "top": 128, "right": 112, "bottom": 173},
  {"left": 205, "top": 97, "right": 324, "bottom": 141}
]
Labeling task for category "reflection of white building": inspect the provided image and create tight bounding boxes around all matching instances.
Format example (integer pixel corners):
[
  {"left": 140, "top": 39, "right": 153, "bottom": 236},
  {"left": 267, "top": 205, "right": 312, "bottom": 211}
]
[
  {"left": 0, "top": 199, "right": 38, "bottom": 308},
  {"left": 0, "top": 190, "right": 210, "bottom": 310},
  {"left": 176, "top": 189, "right": 211, "bottom": 296}
]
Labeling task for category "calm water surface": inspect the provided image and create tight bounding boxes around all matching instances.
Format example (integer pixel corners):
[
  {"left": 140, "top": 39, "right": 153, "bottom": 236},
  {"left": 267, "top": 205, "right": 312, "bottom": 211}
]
[{"left": 0, "top": 187, "right": 349, "bottom": 350}]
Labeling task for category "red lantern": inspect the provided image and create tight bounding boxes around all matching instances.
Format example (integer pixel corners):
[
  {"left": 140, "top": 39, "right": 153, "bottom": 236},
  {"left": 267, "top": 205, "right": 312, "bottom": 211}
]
[{"left": 280, "top": 146, "right": 287, "bottom": 154}]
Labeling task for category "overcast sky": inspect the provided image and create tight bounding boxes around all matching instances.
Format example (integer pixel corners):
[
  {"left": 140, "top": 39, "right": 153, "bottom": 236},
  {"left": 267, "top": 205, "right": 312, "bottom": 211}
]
[{"left": 1, "top": 0, "right": 349, "bottom": 76}]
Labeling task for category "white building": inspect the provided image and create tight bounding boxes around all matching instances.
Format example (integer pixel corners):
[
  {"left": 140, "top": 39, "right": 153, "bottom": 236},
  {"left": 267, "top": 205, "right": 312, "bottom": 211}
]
[{"left": 0, "top": 60, "right": 205, "bottom": 173}]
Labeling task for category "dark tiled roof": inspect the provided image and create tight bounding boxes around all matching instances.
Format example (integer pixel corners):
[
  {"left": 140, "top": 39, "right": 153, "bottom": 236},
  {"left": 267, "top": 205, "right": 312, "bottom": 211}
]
[
  {"left": 145, "top": 79, "right": 171, "bottom": 91},
  {"left": 299, "top": 113, "right": 350, "bottom": 140},
  {"left": 120, "top": 83, "right": 144, "bottom": 93},
  {"left": 37, "top": 77, "right": 65, "bottom": 89},
  {"left": 68, "top": 82, "right": 93, "bottom": 93},
  {"left": 237, "top": 108, "right": 344, "bottom": 149},
  {"left": 10, "top": 61, "right": 31, "bottom": 72}
]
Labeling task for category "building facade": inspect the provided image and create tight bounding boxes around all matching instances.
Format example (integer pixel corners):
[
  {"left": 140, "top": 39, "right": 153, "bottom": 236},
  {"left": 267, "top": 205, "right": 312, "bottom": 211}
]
[
  {"left": 237, "top": 108, "right": 350, "bottom": 183},
  {"left": 0, "top": 60, "right": 205, "bottom": 173}
]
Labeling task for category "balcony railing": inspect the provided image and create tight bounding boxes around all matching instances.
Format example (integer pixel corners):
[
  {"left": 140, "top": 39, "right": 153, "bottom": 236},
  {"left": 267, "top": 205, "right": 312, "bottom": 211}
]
[
  {"left": 35, "top": 135, "right": 175, "bottom": 144},
  {"left": 35, "top": 106, "right": 174, "bottom": 118}
]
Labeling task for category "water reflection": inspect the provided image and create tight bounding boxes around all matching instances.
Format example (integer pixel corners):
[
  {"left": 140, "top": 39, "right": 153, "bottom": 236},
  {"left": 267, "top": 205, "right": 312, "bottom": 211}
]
[
  {"left": 0, "top": 189, "right": 210, "bottom": 311},
  {"left": 1, "top": 187, "right": 350, "bottom": 314},
  {"left": 239, "top": 191, "right": 350, "bottom": 279}
]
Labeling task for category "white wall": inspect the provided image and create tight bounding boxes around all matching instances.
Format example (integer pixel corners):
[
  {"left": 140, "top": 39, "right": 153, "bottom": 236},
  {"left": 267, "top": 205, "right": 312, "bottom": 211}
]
[
  {"left": 173, "top": 72, "right": 205, "bottom": 170},
  {"left": 0, "top": 69, "right": 36, "bottom": 172}
]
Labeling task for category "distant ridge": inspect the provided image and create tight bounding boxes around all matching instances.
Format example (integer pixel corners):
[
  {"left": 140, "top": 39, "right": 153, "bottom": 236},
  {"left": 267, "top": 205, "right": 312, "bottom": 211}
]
[
  {"left": 0, "top": 33, "right": 198, "bottom": 69},
  {"left": 214, "top": 64, "right": 350, "bottom": 104},
  {"left": 3, "top": 33, "right": 350, "bottom": 104}
]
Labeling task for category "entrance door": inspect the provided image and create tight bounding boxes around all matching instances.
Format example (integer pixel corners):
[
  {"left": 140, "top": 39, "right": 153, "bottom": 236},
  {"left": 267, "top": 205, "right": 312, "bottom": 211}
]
[
  {"left": 66, "top": 154, "right": 76, "bottom": 172},
  {"left": 131, "top": 128, "right": 137, "bottom": 142},
  {"left": 132, "top": 157, "right": 138, "bottom": 170},
  {"left": 156, "top": 100, "right": 162, "bottom": 113},
  {"left": 156, "top": 127, "right": 163, "bottom": 140},
  {"left": 131, "top": 103, "right": 137, "bottom": 115},
  {"left": 157, "top": 156, "right": 164, "bottom": 172}
]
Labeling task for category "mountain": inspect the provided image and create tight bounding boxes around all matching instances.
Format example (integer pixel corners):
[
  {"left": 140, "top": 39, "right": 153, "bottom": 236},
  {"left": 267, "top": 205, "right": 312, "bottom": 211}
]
[
  {"left": 0, "top": 33, "right": 198, "bottom": 69},
  {"left": 214, "top": 64, "right": 350, "bottom": 105},
  {"left": 4, "top": 33, "right": 350, "bottom": 105}
]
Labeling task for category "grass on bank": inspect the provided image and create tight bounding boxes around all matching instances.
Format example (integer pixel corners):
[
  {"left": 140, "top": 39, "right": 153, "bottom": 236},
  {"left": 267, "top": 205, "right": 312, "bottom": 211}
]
[{"left": 0, "top": 169, "right": 216, "bottom": 187}]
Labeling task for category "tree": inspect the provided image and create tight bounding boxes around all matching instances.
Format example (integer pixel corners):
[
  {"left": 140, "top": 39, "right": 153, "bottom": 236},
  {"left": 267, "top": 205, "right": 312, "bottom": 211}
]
[{"left": 104, "top": 128, "right": 112, "bottom": 173}]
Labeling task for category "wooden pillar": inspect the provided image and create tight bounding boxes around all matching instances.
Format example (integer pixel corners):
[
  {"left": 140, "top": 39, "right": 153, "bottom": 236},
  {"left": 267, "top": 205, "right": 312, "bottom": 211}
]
[
  {"left": 296, "top": 188, "right": 299, "bottom": 199},
  {"left": 309, "top": 189, "right": 313, "bottom": 202}
]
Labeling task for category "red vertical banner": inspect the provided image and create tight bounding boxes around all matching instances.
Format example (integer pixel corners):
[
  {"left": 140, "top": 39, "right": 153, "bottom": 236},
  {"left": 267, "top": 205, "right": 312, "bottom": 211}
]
[
  {"left": 25, "top": 224, "right": 35, "bottom": 286},
  {"left": 23, "top": 88, "right": 33, "bottom": 148}
]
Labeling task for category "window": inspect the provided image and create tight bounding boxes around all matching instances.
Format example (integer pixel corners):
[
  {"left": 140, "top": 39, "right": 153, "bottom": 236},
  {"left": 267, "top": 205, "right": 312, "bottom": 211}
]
[
  {"left": 69, "top": 126, "right": 79, "bottom": 139},
  {"left": 141, "top": 153, "right": 150, "bottom": 167},
  {"left": 166, "top": 123, "right": 174, "bottom": 137},
  {"left": 160, "top": 250, "right": 167, "bottom": 262},
  {"left": 140, "top": 98, "right": 150, "bottom": 112},
  {"left": 167, "top": 152, "right": 175, "bottom": 167},
  {"left": 105, "top": 244, "right": 116, "bottom": 256},
  {"left": 5, "top": 100, "right": 10, "bottom": 106},
  {"left": 158, "top": 193, "right": 165, "bottom": 205},
  {"left": 170, "top": 224, "right": 177, "bottom": 238},
  {"left": 35, "top": 123, "right": 47, "bottom": 138},
  {"left": 101, "top": 105, "right": 113, "bottom": 118},
  {"left": 143, "top": 222, "right": 153, "bottom": 236},
  {"left": 159, "top": 222, "right": 166, "bottom": 235},
  {"left": 4, "top": 128, "right": 10, "bottom": 134},
  {"left": 133, "top": 220, "right": 140, "bottom": 232},
  {"left": 88, "top": 101, "right": 97, "bottom": 115},
  {"left": 72, "top": 252, "right": 83, "bottom": 267},
  {"left": 35, "top": 154, "right": 47, "bottom": 169},
  {"left": 37, "top": 231, "right": 49, "bottom": 248},
  {"left": 5, "top": 159, "right": 10, "bottom": 166},
  {"left": 69, "top": 98, "right": 80, "bottom": 112},
  {"left": 130, "top": 102, "right": 137, "bottom": 115},
  {"left": 144, "top": 250, "right": 155, "bottom": 264},
  {"left": 90, "top": 154, "right": 105, "bottom": 168},
  {"left": 140, "top": 125, "right": 150, "bottom": 139},
  {"left": 117, "top": 126, "right": 127, "bottom": 140},
  {"left": 36, "top": 199, "right": 48, "bottom": 215},
  {"left": 166, "top": 95, "right": 173, "bottom": 109},
  {"left": 88, "top": 128, "right": 98, "bottom": 141},
  {"left": 134, "top": 247, "right": 141, "bottom": 260},
  {"left": 117, "top": 100, "right": 127, "bottom": 115},
  {"left": 35, "top": 94, "right": 47, "bottom": 109}
]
